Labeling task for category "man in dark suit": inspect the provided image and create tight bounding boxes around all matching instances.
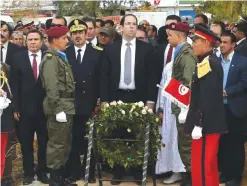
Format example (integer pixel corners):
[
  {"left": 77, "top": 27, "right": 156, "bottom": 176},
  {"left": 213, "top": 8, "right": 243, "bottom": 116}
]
[
  {"left": 11, "top": 29, "right": 48, "bottom": 185},
  {"left": 232, "top": 22, "right": 247, "bottom": 57},
  {"left": 65, "top": 19, "right": 101, "bottom": 183},
  {"left": 100, "top": 14, "right": 156, "bottom": 185},
  {"left": 218, "top": 32, "right": 247, "bottom": 186},
  {"left": 1, "top": 21, "right": 24, "bottom": 67}
]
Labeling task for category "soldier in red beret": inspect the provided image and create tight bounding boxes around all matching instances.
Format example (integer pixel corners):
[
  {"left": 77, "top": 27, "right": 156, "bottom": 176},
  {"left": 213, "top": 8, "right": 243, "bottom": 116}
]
[
  {"left": 166, "top": 22, "right": 197, "bottom": 186},
  {"left": 185, "top": 23, "right": 228, "bottom": 186},
  {"left": 40, "top": 26, "right": 77, "bottom": 186}
]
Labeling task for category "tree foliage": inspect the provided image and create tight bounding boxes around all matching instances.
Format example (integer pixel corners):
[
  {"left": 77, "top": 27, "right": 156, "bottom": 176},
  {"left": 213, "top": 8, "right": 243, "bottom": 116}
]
[
  {"left": 54, "top": 0, "right": 150, "bottom": 17},
  {"left": 193, "top": 1, "right": 247, "bottom": 23}
]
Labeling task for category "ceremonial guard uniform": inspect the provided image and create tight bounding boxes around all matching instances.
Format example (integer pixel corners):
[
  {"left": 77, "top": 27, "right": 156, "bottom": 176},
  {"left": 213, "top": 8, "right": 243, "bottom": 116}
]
[
  {"left": 185, "top": 24, "right": 228, "bottom": 186},
  {"left": 0, "top": 63, "right": 15, "bottom": 185},
  {"left": 167, "top": 23, "right": 197, "bottom": 184},
  {"left": 65, "top": 19, "right": 102, "bottom": 182},
  {"left": 39, "top": 26, "right": 76, "bottom": 186}
]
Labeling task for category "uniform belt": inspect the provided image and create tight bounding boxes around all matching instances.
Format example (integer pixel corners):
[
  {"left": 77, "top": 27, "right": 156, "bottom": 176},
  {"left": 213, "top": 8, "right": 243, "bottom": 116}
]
[{"left": 59, "top": 91, "right": 75, "bottom": 98}]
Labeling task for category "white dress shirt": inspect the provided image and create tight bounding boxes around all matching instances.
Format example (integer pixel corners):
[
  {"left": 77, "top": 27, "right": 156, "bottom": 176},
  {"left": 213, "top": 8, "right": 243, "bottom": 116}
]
[
  {"left": 74, "top": 44, "right": 86, "bottom": 63},
  {"left": 1, "top": 41, "right": 9, "bottom": 63},
  {"left": 28, "top": 50, "right": 42, "bottom": 77},
  {"left": 90, "top": 37, "right": 97, "bottom": 46},
  {"left": 119, "top": 38, "right": 136, "bottom": 90}
]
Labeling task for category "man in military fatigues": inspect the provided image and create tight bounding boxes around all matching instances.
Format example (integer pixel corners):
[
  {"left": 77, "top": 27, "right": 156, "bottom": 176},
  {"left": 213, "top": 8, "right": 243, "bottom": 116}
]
[
  {"left": 65, "top": 19, "right": 102, "bottom": 183},
  {"left": 167, "top": 22, "right": 197, "bottom": 186},
  {"left": 40, "top": 25, "right": 76, "bottom": 186}
]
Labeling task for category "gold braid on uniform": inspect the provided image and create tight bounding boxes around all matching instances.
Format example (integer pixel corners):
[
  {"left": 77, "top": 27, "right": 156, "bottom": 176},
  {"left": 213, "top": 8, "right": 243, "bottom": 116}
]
[{"left": 0, "top": 70, "right": 12, "bottom": 98}]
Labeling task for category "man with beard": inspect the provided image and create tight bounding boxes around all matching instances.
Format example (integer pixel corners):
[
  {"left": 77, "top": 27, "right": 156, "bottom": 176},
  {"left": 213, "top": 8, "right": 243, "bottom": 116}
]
[{"left": 65, "top": 19, "right": 102, "bottom": 183}]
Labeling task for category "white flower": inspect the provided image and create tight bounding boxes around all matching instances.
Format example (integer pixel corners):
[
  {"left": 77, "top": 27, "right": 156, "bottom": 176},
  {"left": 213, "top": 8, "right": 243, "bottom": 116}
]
[
  {"left": 110, "top": 101, "right": 117, "bottom": 106},
  {"left": 121, "top": 110, "right": 126, "bottom": 115},
  {"left": 141, "top": 109, "right": 147, "bottom": 115},
  {"left": 134, "top": 102, "right": 138, "bottom": 106},
  {"left": 144, "top": 106, "right": 149, "bottom": 110},
  {"left": 138, "top": 101, "right": 144, "bottom": 107},
  {"left": 127, "top": 128, "right": 131, "bottom": 133},
  {"left": 105, "top": 103, "right": 109, "bottom": 108},
  {"left": 156, "top": 118, "right": 159, "bottom": 123},
  {"left": 117, "top": 100, "right": 123, "bottom": 105},
  {"left": 148, "top": 108, "right": 153, "bottom": 113}
]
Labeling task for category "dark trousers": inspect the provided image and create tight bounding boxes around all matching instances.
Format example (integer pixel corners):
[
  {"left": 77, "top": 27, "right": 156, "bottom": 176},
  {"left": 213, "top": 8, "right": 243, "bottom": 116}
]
[
  {"left": 218, "top": 105, "right": 245, "bottom": 181},
  {"left": 17, "top": 112, "right": 48, "bottom": 177},
  {"left": 113, "top": 90, "right": 142, "bottom": 179},
  {"left": 66, "top": 114, "right": 95, "bottom": 178}
]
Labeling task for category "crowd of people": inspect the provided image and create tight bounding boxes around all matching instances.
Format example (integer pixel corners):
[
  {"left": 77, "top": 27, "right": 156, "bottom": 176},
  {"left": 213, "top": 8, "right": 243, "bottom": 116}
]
[{"left": 0, "top": 12, "right": 247, "bottom": 186}]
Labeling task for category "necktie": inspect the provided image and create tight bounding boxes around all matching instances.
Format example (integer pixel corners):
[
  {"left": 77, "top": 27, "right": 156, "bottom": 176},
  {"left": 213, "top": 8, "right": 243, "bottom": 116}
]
[
  {"left": 166, "top": 45, "right": 173, "bottom": 64},
  {"left": 77, "top": 49, "right": 82, "bottom": 64},
  {"left": 124, "top": 42, "right": 132, "bottom": 85},
  {"left": 1, "top": 46, "right": 4, "bottom": 62},
  {"left": 32, "top": 54, "right": 38, "bottom": 80}
]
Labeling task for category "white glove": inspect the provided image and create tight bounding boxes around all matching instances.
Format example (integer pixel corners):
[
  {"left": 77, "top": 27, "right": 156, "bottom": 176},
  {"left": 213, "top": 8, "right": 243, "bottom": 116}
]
[
  {"left": 56, "top": 111, "right": 67, "bottom": 122},
  {"left": 191, "top": 126, "right": 202, "bottom": 140},
  {"left": 178, "top": 107, "right": 189, "bottom": 124},
  {"left": 0, "top": 97, "right": 11, "bottom": 110}
]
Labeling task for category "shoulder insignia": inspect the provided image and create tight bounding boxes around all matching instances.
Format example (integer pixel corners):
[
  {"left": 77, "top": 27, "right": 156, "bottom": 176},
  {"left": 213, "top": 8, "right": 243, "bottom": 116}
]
[
  {"left": 92, "top": 45, "right": 103, "bottom": 51},
  {"left": 46, "top": 53, "right": 53, "bottom": 59},
  {"left": 197, "top": 56, "right": 212, "bottom": 78}
]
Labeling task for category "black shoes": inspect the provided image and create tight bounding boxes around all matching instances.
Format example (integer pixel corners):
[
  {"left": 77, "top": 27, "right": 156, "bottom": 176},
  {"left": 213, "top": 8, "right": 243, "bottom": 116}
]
[
  {"left": 23, "top": 176, "right": 34, "bottom": 185},
  {"left": 37, "top": 172, "right": 50, "bottom": 184}
]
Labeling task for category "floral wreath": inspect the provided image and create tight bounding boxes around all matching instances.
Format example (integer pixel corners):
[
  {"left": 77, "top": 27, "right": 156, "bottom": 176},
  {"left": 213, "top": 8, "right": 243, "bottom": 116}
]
[{"left": 90, "top": 101, "right": 161, "bottom": 168}]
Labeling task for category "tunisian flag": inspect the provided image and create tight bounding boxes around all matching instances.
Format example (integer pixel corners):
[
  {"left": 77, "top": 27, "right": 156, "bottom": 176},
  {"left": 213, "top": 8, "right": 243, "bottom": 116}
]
[
  {"left": 154, "top": 0, "right": 160, "bottom": 5},
  {"left": 160, "top": 78, "right": 191, "bottom": 108}
]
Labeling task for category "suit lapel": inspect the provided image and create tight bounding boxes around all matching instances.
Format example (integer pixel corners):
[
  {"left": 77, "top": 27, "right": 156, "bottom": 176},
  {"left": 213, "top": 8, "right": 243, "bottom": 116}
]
[
  {"left": 114, "top": 41, "right": 122, "bottom": 87},
  {"left": 226, "top": 53, "right": 237, "bottom": 87},
  {"left": 24, "top": 51, "right": 37, "bottom": 82},
  {"left": 135, "top": 40, "right": 142, "bottom": 80},
  {"left": 6, "top": 42, "right": 13, "bottom": 64}
]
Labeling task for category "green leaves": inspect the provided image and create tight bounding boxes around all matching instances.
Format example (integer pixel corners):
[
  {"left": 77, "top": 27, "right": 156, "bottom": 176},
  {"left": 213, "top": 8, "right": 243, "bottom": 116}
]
[
  {"left": 89, "top": 101, "right": 161, "bottom": 169},
  {"left": 193, "top": 1, "right": 247, "bottom": 22}
]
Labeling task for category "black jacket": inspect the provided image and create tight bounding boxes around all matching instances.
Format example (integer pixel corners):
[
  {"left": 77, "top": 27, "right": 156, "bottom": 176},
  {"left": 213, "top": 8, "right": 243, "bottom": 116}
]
[
  {"left": 66, "top": 44, "right": 101, "bottom": 115},
  {"left": 100, "top": 39, "right": 156, "bottom": 103},
  {"left": 184, "top": 51, "right": 228, "bottom": 134}
]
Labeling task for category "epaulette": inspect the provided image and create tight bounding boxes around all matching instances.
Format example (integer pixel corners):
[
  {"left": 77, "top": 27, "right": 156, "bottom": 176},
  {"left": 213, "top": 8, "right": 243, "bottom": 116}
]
[
  {"left": 46, "top": 53, "right": 53, "bottom": 59},
  {"left": 197, "top": 56, "right": 212, "bottom": 78},
  {"left": 92, "top": 45, "right": 103, "bottom": 51}
]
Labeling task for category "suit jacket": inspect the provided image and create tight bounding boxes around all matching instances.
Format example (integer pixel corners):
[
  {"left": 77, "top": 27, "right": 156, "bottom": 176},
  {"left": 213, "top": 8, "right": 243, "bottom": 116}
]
[
  {"left": 225, "top": 52, "right": 247, "bottom": 117},
  {"left": 11, "top": 50, "right": 46, "bottom": 116},
  {"left": 235, "top": 38, "right": 247, "bottom": 57},
  {"left": 100, "top": 39, "right": 156, "bottom": 103},
  {"left": 66, "top": 44, "right": 101, "bottom": 115},
  {"left": 184, "top": 51, "right": 227, "bottom": 134},
  {"left": 5, "top": 42, "right": 25, "bottom": 67}
]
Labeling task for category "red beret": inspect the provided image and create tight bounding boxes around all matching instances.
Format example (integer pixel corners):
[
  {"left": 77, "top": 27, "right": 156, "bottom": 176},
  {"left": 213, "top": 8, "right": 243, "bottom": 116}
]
[
  {"left": 168, "top": 22, "right": 189, "bottom": 33},
  {"left": 45, "top": 26, "right": 68, "bottom": 38}
]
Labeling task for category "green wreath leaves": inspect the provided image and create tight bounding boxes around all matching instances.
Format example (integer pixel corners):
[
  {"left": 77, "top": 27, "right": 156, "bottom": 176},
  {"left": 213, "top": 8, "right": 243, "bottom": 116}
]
[{"left": 91, "top": 101, "right": 161, "bottom": 169}]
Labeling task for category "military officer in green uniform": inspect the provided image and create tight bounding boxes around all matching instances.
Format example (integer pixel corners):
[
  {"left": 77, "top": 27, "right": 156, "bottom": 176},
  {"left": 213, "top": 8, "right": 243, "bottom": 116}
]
[
  {"left": 167, "top": 22, "right": 197, "bottom": 186},
  {"left": 39, "top": 25, "right": 76, "bottom": 186}
]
